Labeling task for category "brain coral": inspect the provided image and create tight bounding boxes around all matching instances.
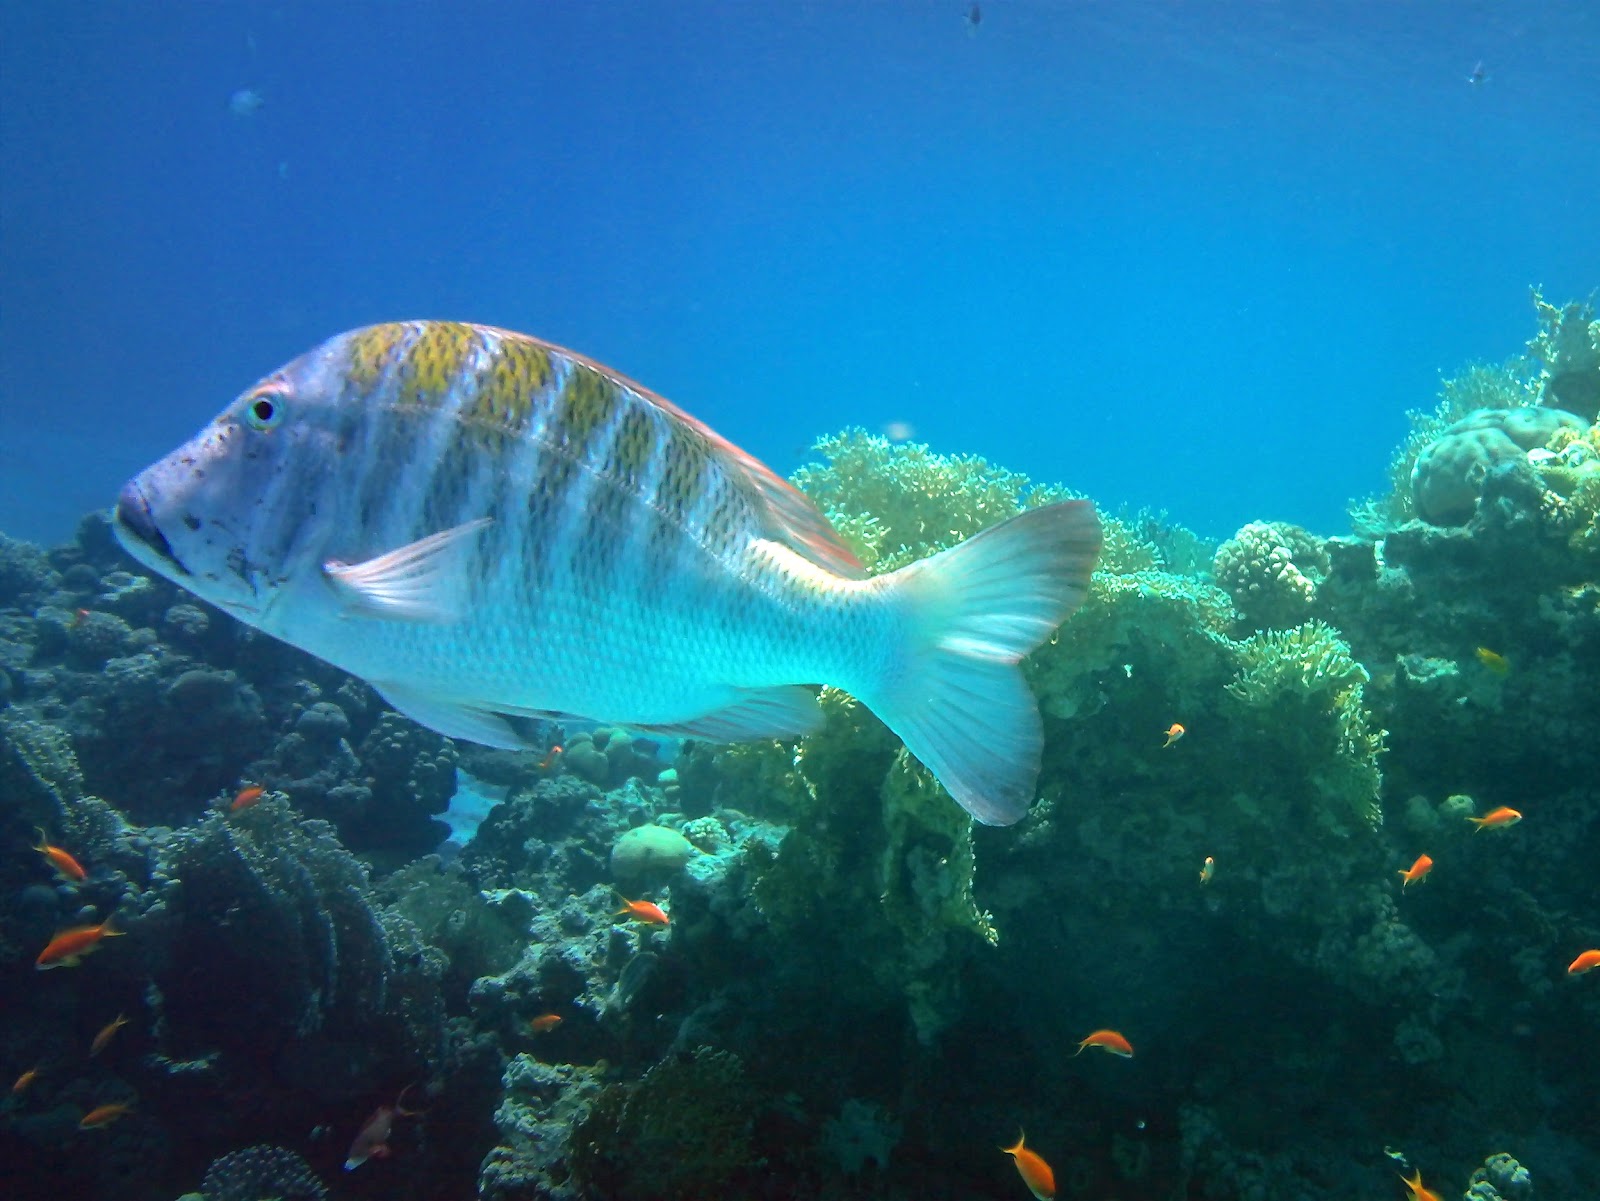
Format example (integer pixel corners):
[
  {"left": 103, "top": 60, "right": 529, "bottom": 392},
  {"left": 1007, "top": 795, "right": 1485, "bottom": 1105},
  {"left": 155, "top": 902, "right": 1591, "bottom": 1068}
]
[
  {"left": 1411, "top": 406, "right": 1585, "bottom": 524},
  {"left": 1212, "top": 521, "right": 1329, "bottom": 629}
]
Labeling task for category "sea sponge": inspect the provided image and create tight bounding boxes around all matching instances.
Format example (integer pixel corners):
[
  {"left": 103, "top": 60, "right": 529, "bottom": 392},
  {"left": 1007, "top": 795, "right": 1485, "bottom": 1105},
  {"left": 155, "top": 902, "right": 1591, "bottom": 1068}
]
[
  {"left": 1411, "top": 406, "right": 1584, "bottom": 524},
  {"left": 611, "top": 824, "right": 695, "bottom": 881},
  {"left": 1212, "top": 521, "right": 1329, "bottom": 629}
]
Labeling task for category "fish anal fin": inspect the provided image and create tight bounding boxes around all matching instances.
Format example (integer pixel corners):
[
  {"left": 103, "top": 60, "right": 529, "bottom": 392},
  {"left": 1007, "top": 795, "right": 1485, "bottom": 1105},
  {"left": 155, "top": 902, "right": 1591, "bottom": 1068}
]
[
  {"left": 633, "top": 686, "right": 823, "bottom": 742},
  {"left": 324, "top": 518, "right": 491, "bottom": 622},
  {"left": 374, "top": 682, "right": 539, "bottom": 751}
]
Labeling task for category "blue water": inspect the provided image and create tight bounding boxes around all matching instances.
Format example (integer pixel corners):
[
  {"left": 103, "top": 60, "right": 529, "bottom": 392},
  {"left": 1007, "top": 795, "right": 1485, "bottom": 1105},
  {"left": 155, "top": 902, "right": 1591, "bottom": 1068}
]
[{"left": 2, "top": 2, "right": 1597, "bottom": 547}]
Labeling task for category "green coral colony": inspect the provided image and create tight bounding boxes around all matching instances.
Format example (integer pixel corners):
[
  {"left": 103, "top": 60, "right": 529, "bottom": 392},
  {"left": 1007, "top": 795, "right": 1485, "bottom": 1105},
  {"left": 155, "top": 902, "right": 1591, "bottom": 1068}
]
[{"left": 1, "top": 291, "right": 1597, "bottom": 1200}]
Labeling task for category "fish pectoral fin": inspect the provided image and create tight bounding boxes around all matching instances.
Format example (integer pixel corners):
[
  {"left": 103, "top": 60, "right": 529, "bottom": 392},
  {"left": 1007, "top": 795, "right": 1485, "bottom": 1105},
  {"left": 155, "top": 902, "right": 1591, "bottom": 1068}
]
[
  {"left": 323, "top": 518, "right": 492, "bottom": 622},
  {"left": 632, "top": 686, "right": 823, "bottom": 742},
  {"left": 374, "top": 682, "right": 539, "bottom": 751}
]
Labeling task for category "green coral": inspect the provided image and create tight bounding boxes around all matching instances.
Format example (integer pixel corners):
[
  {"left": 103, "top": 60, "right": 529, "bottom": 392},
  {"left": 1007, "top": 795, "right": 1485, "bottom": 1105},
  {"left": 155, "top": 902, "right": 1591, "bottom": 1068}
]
[
  {"left": 1211, "top": 521, "right": 1330, "bottom": 630},
  {"left": 1225, "top": 620, "right": 1385, "bottom": 829},
  {"left": 570, "top": 1047, "right": 754, "bottom": 1201}
]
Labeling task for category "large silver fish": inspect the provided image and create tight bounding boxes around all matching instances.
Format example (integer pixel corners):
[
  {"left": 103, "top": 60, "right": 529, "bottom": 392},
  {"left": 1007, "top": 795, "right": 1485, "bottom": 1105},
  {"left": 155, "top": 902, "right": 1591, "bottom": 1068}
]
[{"left": 113, "top": 322, "right": 1100, "bottom": 824}]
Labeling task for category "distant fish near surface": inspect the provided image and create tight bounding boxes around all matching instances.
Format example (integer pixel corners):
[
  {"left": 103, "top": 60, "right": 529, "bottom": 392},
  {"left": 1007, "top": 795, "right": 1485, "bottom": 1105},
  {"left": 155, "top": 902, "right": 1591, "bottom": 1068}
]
[
  {"left": 112, "top": 322, "right": 1101, "bottom": 826},
  {"left": 1398, "top": 854, "right": 1434, "bottom": 888},
  {"left": 1468, "top": 805, "right": 1522, "bottom": 831},
  {"left": 227, "top": 87, "right": 264, "bottom": 117},
  {"left": 1566, "top": 949, "right": 1600, "bottom": 975}
]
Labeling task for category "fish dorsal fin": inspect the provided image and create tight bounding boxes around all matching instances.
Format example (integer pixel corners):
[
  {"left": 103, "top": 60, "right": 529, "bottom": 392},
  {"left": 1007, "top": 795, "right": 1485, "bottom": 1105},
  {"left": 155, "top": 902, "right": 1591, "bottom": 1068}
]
[
  {"left": 710, "top": 440, "right": 867, "bottom": 579},
  {"left": 493, "top": 329, "right": 864, "bottom": 579}
]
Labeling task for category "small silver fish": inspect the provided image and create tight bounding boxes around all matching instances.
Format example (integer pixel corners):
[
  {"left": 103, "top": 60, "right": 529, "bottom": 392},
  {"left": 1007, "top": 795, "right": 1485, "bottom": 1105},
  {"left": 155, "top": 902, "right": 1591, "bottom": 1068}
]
[
  {"left": 113, "top": 322, "right": 1100, "bottom": 824},
  {"left": 227, "top": 88, "right": 264, "bottom": 118}
]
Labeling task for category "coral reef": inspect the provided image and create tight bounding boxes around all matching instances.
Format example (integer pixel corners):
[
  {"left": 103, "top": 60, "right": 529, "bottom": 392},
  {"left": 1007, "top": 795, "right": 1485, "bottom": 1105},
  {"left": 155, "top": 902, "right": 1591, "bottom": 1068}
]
[{"left": 197, "top": 1144, "right": 328, "bottom": 1201}]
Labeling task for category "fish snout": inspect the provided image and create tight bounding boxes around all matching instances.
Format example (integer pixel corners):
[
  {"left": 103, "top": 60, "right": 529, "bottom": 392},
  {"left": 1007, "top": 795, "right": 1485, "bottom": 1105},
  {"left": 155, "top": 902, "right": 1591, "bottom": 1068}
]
[{"left": 113, "top": 480, "right": 185, "bottom": 574}]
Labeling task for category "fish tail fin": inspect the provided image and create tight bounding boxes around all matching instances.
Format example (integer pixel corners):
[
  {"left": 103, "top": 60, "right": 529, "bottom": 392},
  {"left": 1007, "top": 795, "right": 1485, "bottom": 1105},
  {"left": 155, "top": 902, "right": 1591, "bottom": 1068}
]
[
  {"left": 865, "top": 501, "right": 1101, "bottom": 826},
  {"left": 1002, "top": 1130, "right": 1026, "bottom": 1155}
]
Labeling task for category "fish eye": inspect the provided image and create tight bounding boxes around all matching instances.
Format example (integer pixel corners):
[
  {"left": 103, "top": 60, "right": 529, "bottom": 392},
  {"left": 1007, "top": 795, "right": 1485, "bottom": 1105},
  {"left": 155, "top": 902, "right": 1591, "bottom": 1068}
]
[{"left": 244, "top": 391, "right": 284, "bottom": 431}]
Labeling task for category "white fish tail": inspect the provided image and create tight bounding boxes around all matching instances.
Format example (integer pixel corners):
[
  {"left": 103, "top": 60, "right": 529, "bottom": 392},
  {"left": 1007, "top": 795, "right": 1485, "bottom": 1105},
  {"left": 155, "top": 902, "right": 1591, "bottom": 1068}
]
[{"left": 862, "top": 501, "right": 1101, "bottom": 825}]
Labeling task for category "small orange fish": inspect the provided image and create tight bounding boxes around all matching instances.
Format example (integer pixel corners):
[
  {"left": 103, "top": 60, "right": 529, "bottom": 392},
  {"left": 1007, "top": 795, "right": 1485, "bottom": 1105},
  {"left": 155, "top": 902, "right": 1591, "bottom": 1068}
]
[
  {"left": 12, "top": 1066, "right": 41, "bottom": 1094},
  {"left": 538, "top": 745, "right": 563, "bottom": 771},
  {"left": 1398, "top": 854, "right": 1434, "bottom": 888},
  {"left": 35, "top": 919, "right": 123, "bottom": 970},
  {"left": 71, "top": 608, "right": 91, "bottom": 628},
  {"left": 32, "top": 828, "right": 87, "bottom": 882},
  {"left": 1161, "top": 723, "right": 1185, "bottom": 748},
  {"left": 1474, "top": 646, "right": 1510, "bottom": 675},
  {"left": 90, "top": 1013, "right": 129, "bottom": 1057},
  {"left": 1567, "top": 949, "right": 1600, "bottom": 975},
  {"left": 1199, "top": 855, "right": 1215, "bottom": 886},
  {"left": 1001, "top": 1130, "right": 1056, "bottom": 1200},
  {"left": 1467, "top": 806, "right": 1521, "bottom": 831},
  {"left": 230, "top": 785, "right": 266, "bottom": 812},
  {"left": 79, "top": 1101, "right": 134, "bottom": 1130},
  {"left": 616, "top": 897, "right": 670, "bottom": 926},
  {"left": 1073, "top": 1028, "right": 1133, "bottom": 1058},
  {"left": 1401, "top": 1167, "right": 1444, "bottom": 1201},
  {"left": 528, "top": 1013, "right": 563, "bottom": 1034}
]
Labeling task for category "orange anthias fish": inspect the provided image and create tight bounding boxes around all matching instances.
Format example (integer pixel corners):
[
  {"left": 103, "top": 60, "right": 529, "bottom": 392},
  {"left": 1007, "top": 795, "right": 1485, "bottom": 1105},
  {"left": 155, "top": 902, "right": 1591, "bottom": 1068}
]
[
  {"left": 1073, "top": 1029, "right": 1134, "bottom": 1058},
  {"left": 33, "top": 828, "right": 87, "bottom": 882},
  {"left": 1468, "top": 806, "right": 1522, "bottom": 831},
  {"left": 537, "top": 745, "right": 563, "bottom": 771},
  {"left": 1001, "top": 1130, "right": 1056, "bottom": 1200},
  {"left": 78, "top": 1101, "right": 134, "bottom": 1130},
  {"left": 1398, "top": 854, "right": 1434, "bottom": 888},
  {"left": 12, "top": 1066, "right": 41, "bottom": 1094},
  {"left": 36, "top": 919, "right": 122, "bottom": 970},
  {"left": 90, "top": 1013, "right": 129, "bottom": 1057},
  {"left": 230, "top": 785, "right": 266, "bottom": 812},
  {"left": 1567, "top": 949, "right": 1600, "bottom": 975},
  {"left": 345, "top": 1086, "right": 420, "bottom": 1171},
  {"left": 616, "top": 897, "right": 670, "bottom": 926},
  {"left": 1161, "top": 723, "right": 1185, "bottom": 748},
  {"left": 1401, "top": 1167, "right": 1444, "bottom": 1201},
  {"left": 529, "top": 1013, "right": 563, "bottom": 1034},
  {"left": 1474, "top": 646, "right": 1510, "bottom": 675}
]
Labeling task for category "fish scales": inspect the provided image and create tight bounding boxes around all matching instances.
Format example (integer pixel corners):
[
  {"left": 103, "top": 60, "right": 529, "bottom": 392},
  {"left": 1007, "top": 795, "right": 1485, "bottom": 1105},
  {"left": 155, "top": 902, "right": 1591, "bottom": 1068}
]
[{"left": 115, "top": 321, "right": 1102, "bottom": 824}]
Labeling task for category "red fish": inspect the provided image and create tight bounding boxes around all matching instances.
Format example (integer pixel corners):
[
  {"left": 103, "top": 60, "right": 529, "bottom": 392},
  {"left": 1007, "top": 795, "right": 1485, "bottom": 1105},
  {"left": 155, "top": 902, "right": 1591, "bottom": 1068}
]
[
  {"left": 79, "top": 1101, "right": 134, "bottom": 1129},
  {"left": 1401, "top": 1167, "right": 1444, "bottom": 1201},
  {"left": 1467, "top": 806, "right": 1521, "bottom": 831},
  {"left": 1567, "top": 949, "right": 1600, "bottom": 975},
  {"left": 537, "top": 745, "right": 563, "bottom": 771},
  {"left": 528, "top": 1013, "right": 563, "bottom": 1034},
  {"left": 36, "top": 919, "right": 122, "bottom": 970},
  {"left": 32, "top": 828, "right": 86, "bottom": 882},
  {"left": 1398, "top": 854, "right": 1433, "bottom": 888},
  {"left": 345, "top": 1086, "right": 420, "bottom": 1171},
  {"left": 616, "top": 897, "right": 669, "bottom": 926},
  {"left": 1073, "top": 1029, "right": 1133, "bottom": 1058},
  {"left": 230, "top": 786, "right": 266, "bottom": 812},
  {"left": 12, "top": 1066, "right": 41, "bottom": 1094},
  {"left": 1001, "top": 1130, "right": 1055, "bottom": 1199},
  {"left": 1161, "top": 723, "right": 1185, "bottom": 748}
]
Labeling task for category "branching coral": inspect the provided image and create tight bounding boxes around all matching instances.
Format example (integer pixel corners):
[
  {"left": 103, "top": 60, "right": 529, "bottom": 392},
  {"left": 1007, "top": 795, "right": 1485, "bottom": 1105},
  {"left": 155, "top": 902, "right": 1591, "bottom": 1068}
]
[
  {"left": 1528, "top": 288, "right": 1600, "bottom": 420},
  {"left": 1225, "top": 621, "right": 1385, "bottom": 829}
]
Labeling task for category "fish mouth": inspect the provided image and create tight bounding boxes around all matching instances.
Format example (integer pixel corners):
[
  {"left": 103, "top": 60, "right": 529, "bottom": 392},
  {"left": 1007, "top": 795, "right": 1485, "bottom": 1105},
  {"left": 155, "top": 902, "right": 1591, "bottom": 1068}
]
[{"left": 113, "top": 481, "right": 189, "bottom": 576}]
